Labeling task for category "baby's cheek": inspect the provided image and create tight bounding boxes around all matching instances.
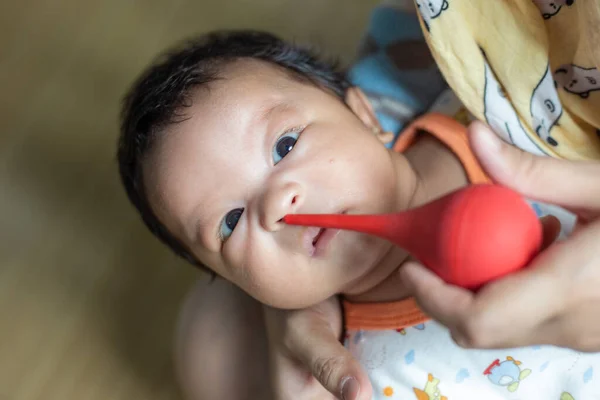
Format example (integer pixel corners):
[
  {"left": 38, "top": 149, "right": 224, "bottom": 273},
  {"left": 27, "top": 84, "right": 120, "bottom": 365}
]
[
  {"left": 340, "top": 234, "right": 387, "bottom": 272},
  {"left": 222, "top": 238, "right": 290, "bottom": 305},
  {"left": 243, "top": 249, "right": 330, "bottom": 309}
]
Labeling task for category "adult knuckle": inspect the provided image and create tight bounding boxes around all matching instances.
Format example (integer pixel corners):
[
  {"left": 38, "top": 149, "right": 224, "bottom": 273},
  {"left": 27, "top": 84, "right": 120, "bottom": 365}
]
[
  {"left": 511, "top": 150, "right": 541, "bottom": 190},
  {"left": 576, "top": 341, "right": 600, "bottom": 353},
  {"left": 312, "top": 355, "right": 346, "bottom": 387},
  {"left": 457, "top": 315, "right": 492, "bottom": 348},
  {"left": 565, "top": 330, "right": 600, "bottom": 353},
  {"left": 284, "top": 308, "right": 304, "bottom": 326},
  {"left": 280, "top": 328, "right": 297, "bottom": 352},
  {"left": 278, "top": 316, "right": 306, "bottom": 350}
]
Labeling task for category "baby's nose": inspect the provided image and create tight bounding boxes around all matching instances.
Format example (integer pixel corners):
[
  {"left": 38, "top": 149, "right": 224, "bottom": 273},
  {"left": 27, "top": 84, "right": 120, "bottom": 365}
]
[{"left": 260, "top": 182, "right": 303, "bottom": 232}]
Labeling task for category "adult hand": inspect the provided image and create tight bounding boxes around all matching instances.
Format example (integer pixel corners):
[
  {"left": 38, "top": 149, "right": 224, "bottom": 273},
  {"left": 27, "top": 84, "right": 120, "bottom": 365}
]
[
  {"left": 400, "top": 121, "right": 600, "bottom": 351},
  {"left": 264, "top": 296, "right": 373, "bottom": 400}
]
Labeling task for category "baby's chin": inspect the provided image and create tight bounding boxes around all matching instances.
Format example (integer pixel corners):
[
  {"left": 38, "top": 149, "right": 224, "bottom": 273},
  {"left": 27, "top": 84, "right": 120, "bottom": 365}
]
[
  {"left": 255, "top": 290, "right": 335, "bottom": 310},
  {"left": 339, "top": 240, "right": 408, "bottom": 300},
  {"left": 243, "top": 238, "right": 393, "bottom": 309},
  {"left": 245, "top": 275, "right": 344, "bottom": 310}
]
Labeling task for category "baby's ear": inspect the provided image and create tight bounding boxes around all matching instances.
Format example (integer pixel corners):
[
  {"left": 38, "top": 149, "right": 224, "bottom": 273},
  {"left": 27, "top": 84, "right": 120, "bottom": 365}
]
[
  {"left": 345, "top": 87, "right": 379, "bottom": 128},
  {"left": 345, "top": 87, "right": 394, "bottom": 144}
]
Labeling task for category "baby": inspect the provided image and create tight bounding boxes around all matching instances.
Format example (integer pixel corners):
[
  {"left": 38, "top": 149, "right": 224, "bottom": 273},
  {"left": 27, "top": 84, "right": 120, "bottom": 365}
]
[
  {"left": 118, "top": 30, "right": 597, "bottom": 399},
  {"left": 118, "top": 29, "right": 475, "bottom": 310}
]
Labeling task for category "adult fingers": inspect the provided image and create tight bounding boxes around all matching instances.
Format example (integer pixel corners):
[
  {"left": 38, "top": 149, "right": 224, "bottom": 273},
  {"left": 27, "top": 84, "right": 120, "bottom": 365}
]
[
  {"left": 268, "top": 299, "right": 373, "bottom": 400},
  {"left": 399, "top": 261, "right": 475, "bottom": 337},
  {"left": 468, "top": 121, "right": 600, "bottom": 213},
  {"left": 399, "top": 215, "right": 562, "bottom": 349},
  {"left": 287, "top": 308, "right": 373, "bottom": 400}
]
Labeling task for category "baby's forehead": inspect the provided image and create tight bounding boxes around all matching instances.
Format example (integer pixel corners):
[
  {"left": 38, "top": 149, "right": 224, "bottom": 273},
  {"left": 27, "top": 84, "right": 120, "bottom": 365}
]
[
  {"left": 183, "top": 61, "right": 308, "bottom": 133},
  {"left": 173, "top": 60, "right": 304, "bottom": 131},
  {"left": 143, "top": 61, "right": 309, "bottom": 227},
  {"left": 209, "top": 59, "right": 304, "bottom": 93}
]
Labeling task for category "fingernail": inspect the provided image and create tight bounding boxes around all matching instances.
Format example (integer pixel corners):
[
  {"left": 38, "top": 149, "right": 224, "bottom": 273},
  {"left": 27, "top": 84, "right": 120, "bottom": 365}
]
[{"left": 341, "top": 376, "right": 360, "bottom": 400}]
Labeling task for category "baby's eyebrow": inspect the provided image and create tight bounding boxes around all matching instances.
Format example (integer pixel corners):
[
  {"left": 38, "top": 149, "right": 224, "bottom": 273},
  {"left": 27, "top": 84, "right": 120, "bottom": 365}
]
[
  {"left": 257, "top": 101, "right": 294, "bottom": 125},
  {"left": 190, "top": 102, "right": 297, "bottom": 251}
]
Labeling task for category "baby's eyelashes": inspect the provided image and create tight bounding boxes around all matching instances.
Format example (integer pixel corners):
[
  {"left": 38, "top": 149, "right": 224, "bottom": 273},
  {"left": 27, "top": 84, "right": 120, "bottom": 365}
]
[
  {"left": 220, "top": 208, "right": 244, "bottom": 240},
  {"left": 218, "top": 127, "right": 304, "bottom": 242},
  {"left": 218, "top": 127, "right": 305, "bottom": 242},
  {"left": 272, "top": 127, "right": 303, "bottom": 165}
]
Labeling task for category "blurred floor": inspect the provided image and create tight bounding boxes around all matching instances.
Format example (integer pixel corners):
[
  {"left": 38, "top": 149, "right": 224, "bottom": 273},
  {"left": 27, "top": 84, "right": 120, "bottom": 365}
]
[{"left": 0, "top": 1, "right": 379, "bottom": 399}]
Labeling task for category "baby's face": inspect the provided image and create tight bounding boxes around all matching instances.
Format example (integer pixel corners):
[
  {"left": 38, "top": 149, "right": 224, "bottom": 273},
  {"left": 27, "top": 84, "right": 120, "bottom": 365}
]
[{"left": 144, "top": 60, "right": 406, "bottom": 308}]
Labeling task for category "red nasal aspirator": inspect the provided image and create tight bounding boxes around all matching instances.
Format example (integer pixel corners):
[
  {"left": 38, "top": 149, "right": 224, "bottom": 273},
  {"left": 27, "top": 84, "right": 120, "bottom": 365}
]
[{"left": 283, "top": 184, "right": 543, "bottom": 289}]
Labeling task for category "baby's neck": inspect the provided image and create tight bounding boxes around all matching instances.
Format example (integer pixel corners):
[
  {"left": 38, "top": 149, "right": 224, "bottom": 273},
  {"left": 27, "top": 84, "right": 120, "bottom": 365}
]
[{"left": 343, "top": 132, "right": 469, "bottom": 303}]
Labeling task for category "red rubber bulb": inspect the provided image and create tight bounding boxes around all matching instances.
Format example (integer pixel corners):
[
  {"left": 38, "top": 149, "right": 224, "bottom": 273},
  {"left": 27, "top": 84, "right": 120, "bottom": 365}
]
[{"left": 283, "top": 184, "right": 543, "bottom": 289}]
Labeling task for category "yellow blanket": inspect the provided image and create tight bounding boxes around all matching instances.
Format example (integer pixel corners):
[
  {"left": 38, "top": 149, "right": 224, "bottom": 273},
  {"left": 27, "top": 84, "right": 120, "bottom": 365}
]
[{"left": 414, "top": 0, "right": 600, "bottom": 160}]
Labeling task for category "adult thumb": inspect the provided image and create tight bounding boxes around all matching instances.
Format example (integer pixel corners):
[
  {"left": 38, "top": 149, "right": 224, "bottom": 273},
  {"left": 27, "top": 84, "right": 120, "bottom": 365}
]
[
  {"left": 468, "top": 121, "right": 600, "bottom": 211},
  {"left": 292, "top": 324, "right": 373, "bottom": 400}
]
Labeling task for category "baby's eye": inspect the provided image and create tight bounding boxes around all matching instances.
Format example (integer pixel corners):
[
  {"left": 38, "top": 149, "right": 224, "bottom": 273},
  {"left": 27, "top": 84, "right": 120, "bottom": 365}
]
[
  {"left": 272, "top": 130, "right": 300, "bottom": 164},
  {"left": 220, "top": 208, "right": 244, "bottom": 240}
]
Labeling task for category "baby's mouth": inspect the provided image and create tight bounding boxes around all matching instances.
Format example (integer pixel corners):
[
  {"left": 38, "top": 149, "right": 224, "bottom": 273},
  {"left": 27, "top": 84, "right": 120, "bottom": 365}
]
[
  {"left": 301, "top": 211, "right": 346, "bottom": 257},
  {"left": 312, "top": 228, "right": 326, "bottom": 246},
  {"left": 303, "top": 226, "right": 324, "bottom": 255}
]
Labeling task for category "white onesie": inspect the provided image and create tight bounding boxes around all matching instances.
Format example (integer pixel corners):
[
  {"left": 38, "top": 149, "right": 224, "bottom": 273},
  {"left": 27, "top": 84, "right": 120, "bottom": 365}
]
[{"left": 343, "top": 91, "right": 599, "bottom": 400}]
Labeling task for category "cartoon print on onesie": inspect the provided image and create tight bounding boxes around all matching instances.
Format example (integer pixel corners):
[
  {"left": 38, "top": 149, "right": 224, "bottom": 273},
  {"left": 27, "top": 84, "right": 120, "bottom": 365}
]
[
  {"left": 413, "top": 373, "right": 448, "bottom": 400},
  {"left": 480, "top": 48, "right": 547, "bottom": 155},
  {"left": 346, "top": 331, "right": 388, "bottom": 371},
  {"left": 554, "top": 64, "right": 600, "bottom": 99},
  {"left": 530, "top": 63, "right": 563, "bottom": 147},
  {"left": 415, "top": 0, "right": 449, "bottom": 31},
  {"left": 532, "top": 0, "right": 575, "bottom": 19},
  {"left": 396, "top": 323, "right": 426, "bottom": 335},
  {"left": 483, "top": 356, "right": 532, "bottom": 392}
]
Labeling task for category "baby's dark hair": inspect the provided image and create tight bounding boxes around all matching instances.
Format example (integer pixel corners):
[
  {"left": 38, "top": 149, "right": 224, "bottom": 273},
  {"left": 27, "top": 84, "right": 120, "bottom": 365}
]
[{"left": 117, "top": 30, "right": 350, "bottom": 271}]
